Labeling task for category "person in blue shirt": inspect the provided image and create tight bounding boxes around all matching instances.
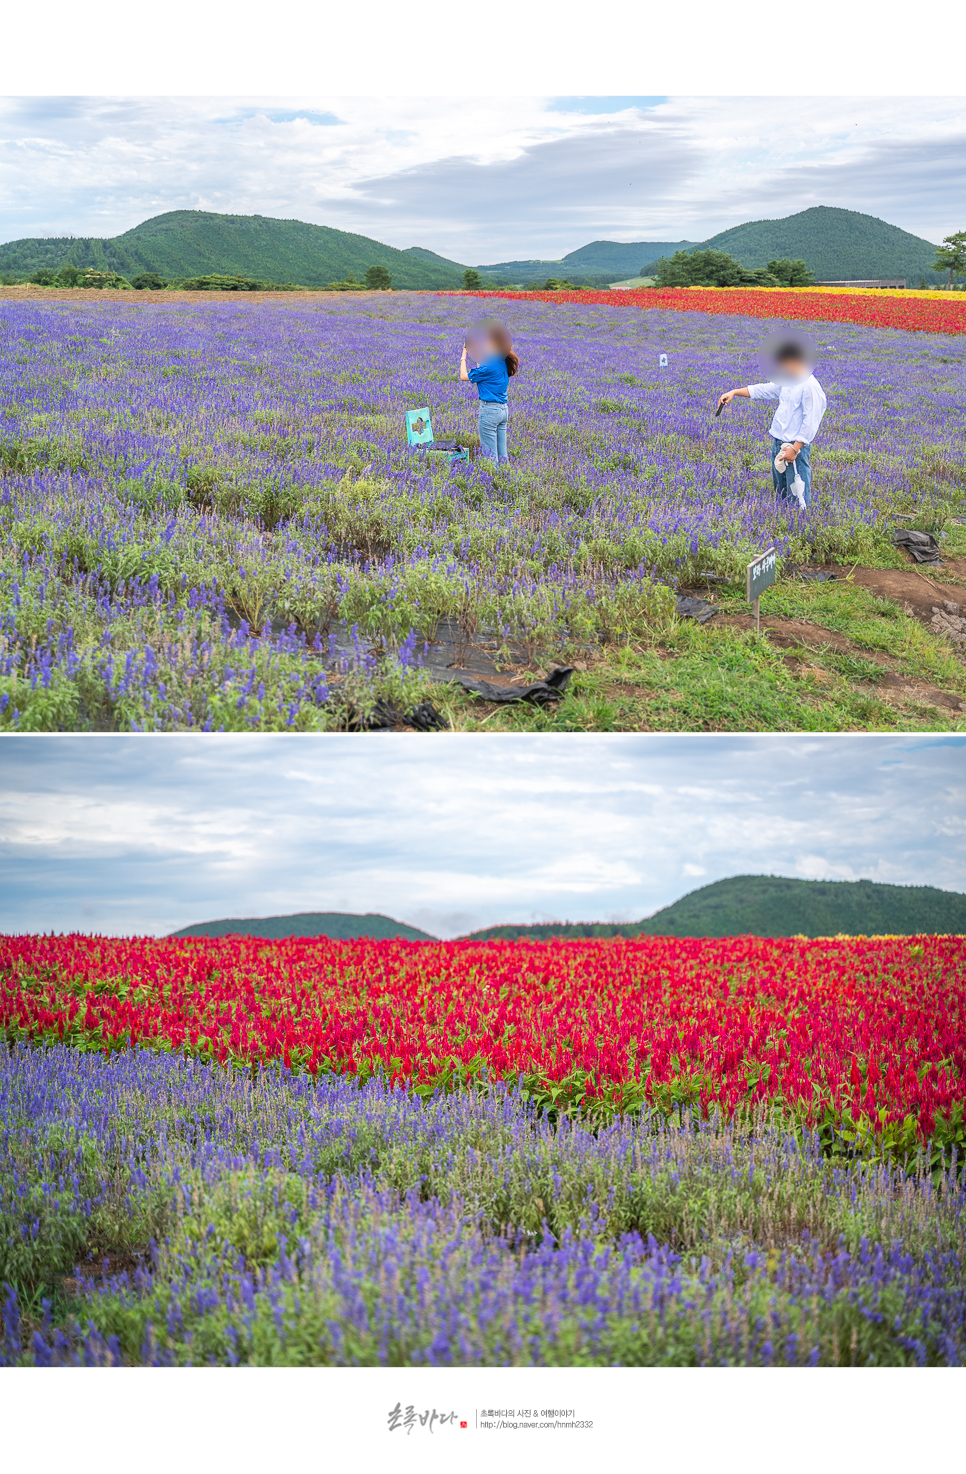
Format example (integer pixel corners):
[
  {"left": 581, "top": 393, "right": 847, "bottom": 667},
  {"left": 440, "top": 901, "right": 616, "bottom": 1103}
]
[
  {"left": 718, "top": 340, "right": 827, "bottom": 509},
  {"left": 459, "top": 322, "right": 519, "bottom": 465}
]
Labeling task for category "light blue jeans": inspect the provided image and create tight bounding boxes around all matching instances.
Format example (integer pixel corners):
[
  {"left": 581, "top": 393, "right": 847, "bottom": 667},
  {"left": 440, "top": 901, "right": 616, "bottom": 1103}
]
[
  {"left": 771, "top": 436, "right": 812, "bottom": 508},
  {"left": 478, "top": 401, "right": 509, "bottom": 463}
]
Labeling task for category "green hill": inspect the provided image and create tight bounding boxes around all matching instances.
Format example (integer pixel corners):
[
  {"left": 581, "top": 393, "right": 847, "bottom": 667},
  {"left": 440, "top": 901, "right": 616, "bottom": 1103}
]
[
  {"left": 2, "top": 205, "right": 942, "bottom": 292},
  {"left": 169, "top": 878, "right": 966, "bottom": 945},
  {"left": 477, "top": 240, "right": 695, "bottom": 285},
  {"left": 462, "top": 876, "right": 966, "bottom": 941},
  {"left": 479, "top": 209, "right": 943, "bottom": 287},
  {"left": 170, "top": 910, "right": 435, "bottom": 941},
  {"left": 0, "top": 210, "right": 468, "bottom": 289},
  {"left": 699, "top": 207, "right": 942, "bottom": 284}
]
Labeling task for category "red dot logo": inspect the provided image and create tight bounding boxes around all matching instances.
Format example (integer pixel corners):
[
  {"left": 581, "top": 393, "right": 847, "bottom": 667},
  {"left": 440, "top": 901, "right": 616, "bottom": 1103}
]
[{"left": 460, "top": 1421, "right": 468, "bottom": 1429}]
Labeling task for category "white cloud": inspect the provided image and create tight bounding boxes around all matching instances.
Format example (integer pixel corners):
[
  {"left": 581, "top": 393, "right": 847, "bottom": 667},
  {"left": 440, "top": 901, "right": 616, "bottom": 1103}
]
[
  {"left": 0, "top": 96, "right": 962, "bottom": 262},
  {"left": 0, "top": 735, "right": 963, "bottom": 939},
  {"left": 794, "top": 854, "right": 859, "bottom": 881},
  {"left": 0, "top": 793, "right": 261, "bottom": 858}
]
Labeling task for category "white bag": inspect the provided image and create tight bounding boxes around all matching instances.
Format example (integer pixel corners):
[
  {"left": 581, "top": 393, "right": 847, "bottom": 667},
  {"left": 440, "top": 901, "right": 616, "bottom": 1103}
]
[{"left": 774, "top": 444, "right": 807, "bottom": 510}]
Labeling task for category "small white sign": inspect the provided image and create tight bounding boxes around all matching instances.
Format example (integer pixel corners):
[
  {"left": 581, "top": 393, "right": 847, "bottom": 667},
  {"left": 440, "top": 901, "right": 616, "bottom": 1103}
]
[
  {"left": 659, "top": 353, "right": 668, "bottom": 367},
  {"left": 746, "top": 547, "right": 777, "bottom": 603}
]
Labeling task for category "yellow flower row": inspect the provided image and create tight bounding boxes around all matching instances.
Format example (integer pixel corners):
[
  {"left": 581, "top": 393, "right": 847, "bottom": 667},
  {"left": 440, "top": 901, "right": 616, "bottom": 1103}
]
[{"left": 675, "top": 285, "right": 965, "bottom": 303}]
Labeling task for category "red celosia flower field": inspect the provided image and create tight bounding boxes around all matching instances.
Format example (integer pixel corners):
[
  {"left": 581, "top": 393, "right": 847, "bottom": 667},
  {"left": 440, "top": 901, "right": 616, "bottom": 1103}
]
[
  {"left": 2, "top": 933, "right": 964, "bottom": 1145},
  {"left": 459, "top": 287, "right": 966, "bottom": 335}
]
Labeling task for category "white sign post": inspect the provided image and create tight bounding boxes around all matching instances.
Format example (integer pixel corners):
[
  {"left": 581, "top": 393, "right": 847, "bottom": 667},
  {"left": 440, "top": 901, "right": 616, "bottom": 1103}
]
[{"left": 746, "top": 547, "right": 777, "bottom": 635}]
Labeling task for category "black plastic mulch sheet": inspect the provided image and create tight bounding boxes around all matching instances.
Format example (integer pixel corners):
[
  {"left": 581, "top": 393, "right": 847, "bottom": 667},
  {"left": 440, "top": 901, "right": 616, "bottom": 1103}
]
[
  {"left": 326, "top": 669, "right": 575, "bottom": 730},
  {"left": 399, "top": 701, "right": 450, "bottom": 731},
  {"left": 894, "top": 529, "right": 943, "bottom": 565},
  {"left": 338, "top": 699, "right": 450, "bottom": 732},
  {"left": 420, "top": 440, "right": 469, "bottom": 463},
  {"left": 450, "top": 666, "right": 575, "bottom": 707},
  {"left": 675, "top": 596, "right": 719, "bottom": 623}
]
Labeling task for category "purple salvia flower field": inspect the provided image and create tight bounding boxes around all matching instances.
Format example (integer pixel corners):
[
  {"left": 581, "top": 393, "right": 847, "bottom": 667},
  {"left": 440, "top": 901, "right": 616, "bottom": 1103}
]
[
  {"left": 0, "top": 1046, "right": 962, "bottom": 1367},
  {"left": 1, "top": 295, "right": 963, "bottom": 730}
]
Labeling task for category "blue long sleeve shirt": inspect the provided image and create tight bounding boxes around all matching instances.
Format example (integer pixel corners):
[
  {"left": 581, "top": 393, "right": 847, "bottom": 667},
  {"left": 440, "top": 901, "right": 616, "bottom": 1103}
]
[{"left": 467, "top": 354, "right": 509, "bottom": 404}]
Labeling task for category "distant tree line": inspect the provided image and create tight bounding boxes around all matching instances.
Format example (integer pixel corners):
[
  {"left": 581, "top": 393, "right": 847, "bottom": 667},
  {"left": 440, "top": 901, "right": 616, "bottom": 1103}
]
[
  {"left": 321, "top": 266, "right": 393, "bottom": 290},
  {"left": 13, "top": 239, "right": 961, "bottom": 296},
  {"left": 16, "top": 266, "right": 303, "bottom": 291},
  {"left": 460, "top": 258, "right": 817, "bottom": 292},
  {"left": 3, "top": 261, "right": 406, "bottom": 292},
  {"left": 25, "top": 265, "right": 137, "bottom": 289}
]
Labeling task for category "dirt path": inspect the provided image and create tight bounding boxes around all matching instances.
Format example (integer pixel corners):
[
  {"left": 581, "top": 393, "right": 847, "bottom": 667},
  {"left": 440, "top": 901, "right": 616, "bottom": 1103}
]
[
  {"left": 844, "top": 558, "right": 966, "bottom": 622},
  {"left": 709, "top": 555, "right": 966, "bottom": 714},
  {"left": 719, "top": 613, "right": 965, "bottom": 711},
  {"left": 0, "top": 287, "right": 378, "bottom": 305}
]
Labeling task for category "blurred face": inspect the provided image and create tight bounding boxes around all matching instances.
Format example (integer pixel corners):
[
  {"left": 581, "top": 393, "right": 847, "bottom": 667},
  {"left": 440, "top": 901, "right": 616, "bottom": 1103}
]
[
  {"left": 776, "top": 354, "right": 808, "bottom": 379},
  {"left": 465, "top": 328, "right": 497, "bottom": 360},
  {"left": 466, "top": 319, "right": 510, "bottom": 360},
  {"left": 759, "top": 329, "right": 817, "bottom": 383}
]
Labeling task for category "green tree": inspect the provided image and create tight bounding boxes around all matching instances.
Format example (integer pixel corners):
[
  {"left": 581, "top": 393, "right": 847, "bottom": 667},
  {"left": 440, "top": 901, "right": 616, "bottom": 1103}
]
[
  {"left": 178, "top": 274, "right": 263, "bottom": 291},
  {"left": 79, "top": 269, "right": 133, "bottom": 290},
  {"left": 53, "top": 263, "right": 82, "bottom": 287},
  {"left": 29, "top": 268, "right": 56, "bottom": 286},
  {"left": 766, "top": 257, "right": 815, "bottom": 287},
  {"left": 131, "top": 272, "right": 168, "bottom": 291},
  {"left": 933, "top": 231, "right": 966, "bottom": 288},
  {"left": 462, "top": 269, "right": 482, "bottom": 289},
  {"left": 652, "top": 249, "right": 778, "bottom": 288},
  {"left": 364, "top": 265, "right": 392, "bottom": 290}
]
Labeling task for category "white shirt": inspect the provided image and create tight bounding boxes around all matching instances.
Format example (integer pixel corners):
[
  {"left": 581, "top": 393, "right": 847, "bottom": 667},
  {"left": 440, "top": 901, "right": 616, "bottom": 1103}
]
[{"left": 747, "top": 373, "right": 827, "bottom": 445}]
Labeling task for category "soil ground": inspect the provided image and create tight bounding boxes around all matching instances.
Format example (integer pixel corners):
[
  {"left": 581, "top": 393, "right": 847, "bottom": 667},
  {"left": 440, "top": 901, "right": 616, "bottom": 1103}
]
[{"left": 0, "top": 287, "right": 370, "bottom": 305}]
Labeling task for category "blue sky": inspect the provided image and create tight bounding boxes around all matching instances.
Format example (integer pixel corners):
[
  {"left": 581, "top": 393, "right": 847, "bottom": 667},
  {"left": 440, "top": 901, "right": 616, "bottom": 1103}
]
[
  {"left": 1, "top": 96, "right": 963, "bottom": 263},
  {"left": 0, "top": 735, "right": 963, "bottom": 939}
]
